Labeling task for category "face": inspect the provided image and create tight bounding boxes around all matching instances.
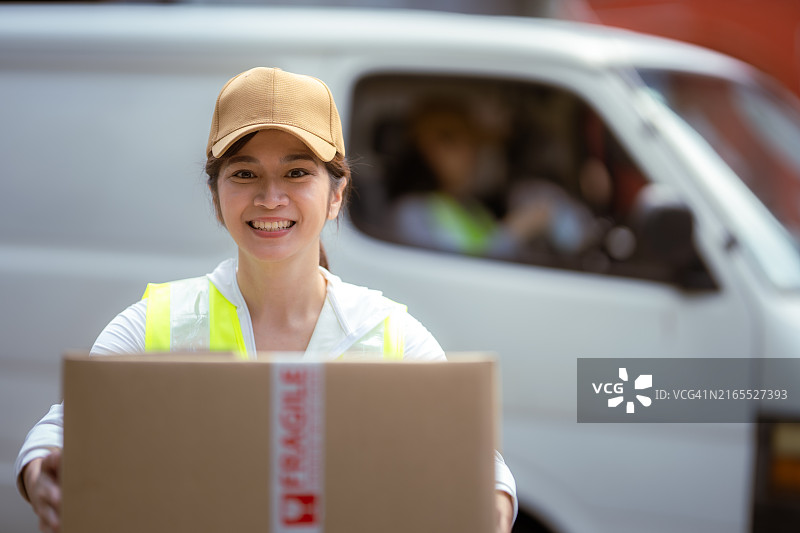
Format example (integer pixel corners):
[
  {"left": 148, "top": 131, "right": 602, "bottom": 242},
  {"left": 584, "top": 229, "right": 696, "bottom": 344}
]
[
  {"left": 214, "top": 129, "right": 345, "bottom": 266},
  {"left": 415, "top": 111, "right": 479, "bottom": 194}
]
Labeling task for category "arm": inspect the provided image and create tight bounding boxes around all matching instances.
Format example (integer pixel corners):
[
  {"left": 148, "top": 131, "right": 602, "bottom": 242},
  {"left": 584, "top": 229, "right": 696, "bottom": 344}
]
[
  {"left": 15, "top": 404, "right": 64, "bottom": 502},
  {"left": 496, "top": 491, "right": 514, "bottom": 533},
  {"left": 20, "top": 450, "right": 62, "bottom": 533},
  {"left": 494, "top": 450, "right": 518, "bottom": 532},
  {"left": 15, "top": 299, "right": 148, "bottom": 527}
]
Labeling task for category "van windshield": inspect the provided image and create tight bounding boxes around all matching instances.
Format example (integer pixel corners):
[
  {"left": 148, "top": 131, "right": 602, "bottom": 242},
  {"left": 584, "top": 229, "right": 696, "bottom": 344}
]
[{"left": 637, "top": 69, "right": 800, "bottom": 249}]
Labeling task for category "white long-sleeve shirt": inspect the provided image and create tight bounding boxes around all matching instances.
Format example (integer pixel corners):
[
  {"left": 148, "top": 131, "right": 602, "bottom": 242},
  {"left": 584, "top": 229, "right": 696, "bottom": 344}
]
[{"left": 16, "top": 259, "right": 517, "bottom": 518}]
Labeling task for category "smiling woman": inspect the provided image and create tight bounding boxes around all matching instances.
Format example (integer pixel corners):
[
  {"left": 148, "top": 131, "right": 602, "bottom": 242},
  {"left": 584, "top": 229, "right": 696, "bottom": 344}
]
[{"left": 14, "top": 66, "right": 517, "bottom": 533}]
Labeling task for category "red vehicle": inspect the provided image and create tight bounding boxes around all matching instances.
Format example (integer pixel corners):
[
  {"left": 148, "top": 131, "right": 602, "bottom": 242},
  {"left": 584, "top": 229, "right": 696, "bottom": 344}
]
[{"left": 560, "top": 0, "right": 800, "bottom": 99}]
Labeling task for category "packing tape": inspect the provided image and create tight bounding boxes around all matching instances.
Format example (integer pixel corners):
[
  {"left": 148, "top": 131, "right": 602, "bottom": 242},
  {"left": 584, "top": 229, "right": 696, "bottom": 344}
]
[{"left": 271, "top": 362, "right": 325, "bottom": 532}]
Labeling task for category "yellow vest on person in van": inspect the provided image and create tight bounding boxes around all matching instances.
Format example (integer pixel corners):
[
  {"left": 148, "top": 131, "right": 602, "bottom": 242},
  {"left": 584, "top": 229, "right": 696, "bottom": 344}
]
[{"left": 141, "top": 277, "right": 406, "bottom": 360}]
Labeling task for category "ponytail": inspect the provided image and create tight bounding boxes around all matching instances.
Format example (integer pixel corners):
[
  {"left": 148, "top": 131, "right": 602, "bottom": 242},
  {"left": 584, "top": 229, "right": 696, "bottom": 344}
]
[
  {"left": 319, "top": 153, "right": 351, "bottom": 273},
  {"left": 319, "top": 241, "right": 329, "bottom": 270}
]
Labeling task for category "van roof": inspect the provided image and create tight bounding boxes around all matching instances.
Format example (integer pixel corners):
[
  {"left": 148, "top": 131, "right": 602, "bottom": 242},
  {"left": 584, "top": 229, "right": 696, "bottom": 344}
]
[{"left": 0, "top": 4, "right": 753, "bottom": 80}]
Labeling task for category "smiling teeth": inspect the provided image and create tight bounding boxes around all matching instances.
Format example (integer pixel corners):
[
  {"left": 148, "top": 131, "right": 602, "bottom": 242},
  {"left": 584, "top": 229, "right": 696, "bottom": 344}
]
[{"left": 251, "top": 220, "right": 293, "bottom": 231}]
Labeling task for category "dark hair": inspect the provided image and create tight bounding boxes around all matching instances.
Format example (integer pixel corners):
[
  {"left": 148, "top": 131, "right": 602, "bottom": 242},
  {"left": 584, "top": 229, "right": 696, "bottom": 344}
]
[{"left": 205, "top": 131, "right": 352, "bottom": 270}]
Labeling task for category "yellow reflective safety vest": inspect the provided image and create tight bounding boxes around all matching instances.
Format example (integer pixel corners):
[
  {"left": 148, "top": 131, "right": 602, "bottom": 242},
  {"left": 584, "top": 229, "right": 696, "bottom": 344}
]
[
  {"left": 141, "top": 276, "right": 406, "bottom": 360},
  {"left": 428, "top": 193, "right": 497, "bottom": 255}
]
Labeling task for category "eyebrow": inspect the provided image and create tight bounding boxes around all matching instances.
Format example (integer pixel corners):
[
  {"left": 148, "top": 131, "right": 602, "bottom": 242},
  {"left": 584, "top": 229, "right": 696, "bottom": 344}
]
[
  {"left": 280, "top": 153, "right": 318, "bottom": 164},
  {"left": 225, "top": 155, "right": 260, "bottom": 166}
]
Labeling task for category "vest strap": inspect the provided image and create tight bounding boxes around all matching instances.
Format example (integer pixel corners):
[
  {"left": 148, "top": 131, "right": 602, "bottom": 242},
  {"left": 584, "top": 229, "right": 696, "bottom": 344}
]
[
  {"left": 209, "top": 282, "right": 247, "bottom": 356},
  {"left": 143, "top": 277, "right": 246, "bottom": 358},
  {"left": 143, "top": 282, "right": 171, "bottom": 352}
]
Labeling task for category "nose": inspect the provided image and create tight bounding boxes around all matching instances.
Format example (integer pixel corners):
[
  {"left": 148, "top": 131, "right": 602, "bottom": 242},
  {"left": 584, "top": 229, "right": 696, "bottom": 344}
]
[{"left": 254, "top": 177, "right": 288, "bottom": 209}]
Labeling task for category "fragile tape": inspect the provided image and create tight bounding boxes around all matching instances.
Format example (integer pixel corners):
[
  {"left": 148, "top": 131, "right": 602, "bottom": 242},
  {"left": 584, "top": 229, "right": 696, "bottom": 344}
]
[{"left": 271, "top": 363, "right": 325, "bottom": 533}]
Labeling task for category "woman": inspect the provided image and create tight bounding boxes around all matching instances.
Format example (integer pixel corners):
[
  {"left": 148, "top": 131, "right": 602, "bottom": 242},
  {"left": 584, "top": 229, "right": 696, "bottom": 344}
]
[{"left": 15, "top": 67, "right": 517, "bottom": 532}]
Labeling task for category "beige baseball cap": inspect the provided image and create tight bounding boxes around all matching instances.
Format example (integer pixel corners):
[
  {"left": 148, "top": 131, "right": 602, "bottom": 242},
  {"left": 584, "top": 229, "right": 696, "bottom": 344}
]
[{"left": 207, "top": 67, "right": 345, "bottom": 162}]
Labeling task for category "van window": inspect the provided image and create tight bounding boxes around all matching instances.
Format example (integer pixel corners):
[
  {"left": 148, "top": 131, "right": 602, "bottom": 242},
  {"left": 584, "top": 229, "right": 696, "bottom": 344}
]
[
  {"left": 638, "top": 69, "right": 800, "bottom": 244},
  {"left": 348, "top": 74, "right": 715, "bottom": 289}
]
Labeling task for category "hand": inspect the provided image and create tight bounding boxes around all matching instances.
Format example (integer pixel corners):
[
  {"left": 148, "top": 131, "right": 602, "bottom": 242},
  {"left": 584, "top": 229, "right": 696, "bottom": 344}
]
[
  {"left": 495, "top": 490, "right": 514, "bottom": 533},
  {"left": 503, "top": 202, "right": 551, "bottom": 242},
  {"left": 22, "top": 449, "right": 62, "bottom": 533}
]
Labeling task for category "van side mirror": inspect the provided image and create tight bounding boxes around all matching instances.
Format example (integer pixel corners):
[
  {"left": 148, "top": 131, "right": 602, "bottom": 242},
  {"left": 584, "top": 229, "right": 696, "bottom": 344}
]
[{"left": 630, "top": 184, "right": 695, "bottom": 269}]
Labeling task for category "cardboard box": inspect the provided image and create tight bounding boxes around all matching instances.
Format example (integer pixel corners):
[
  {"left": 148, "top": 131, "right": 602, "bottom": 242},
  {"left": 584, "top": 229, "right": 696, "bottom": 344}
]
[{"left": 61, "top": 353, "right": 497, "bottom": 533}]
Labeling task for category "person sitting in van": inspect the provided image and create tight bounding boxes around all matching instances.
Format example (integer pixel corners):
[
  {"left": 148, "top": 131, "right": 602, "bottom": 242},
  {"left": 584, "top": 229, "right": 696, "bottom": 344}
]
[
  {"left": 388, "top": 98, "right": 506, "bottom": 256},
  {"left": 390, "top": 98, "right": 599, "bottom": 261}
]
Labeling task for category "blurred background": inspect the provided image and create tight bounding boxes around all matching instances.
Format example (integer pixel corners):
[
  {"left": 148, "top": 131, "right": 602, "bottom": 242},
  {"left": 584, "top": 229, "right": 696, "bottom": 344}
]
[{"left": 2, "top": 1, "right": 800, "bottom": 533}]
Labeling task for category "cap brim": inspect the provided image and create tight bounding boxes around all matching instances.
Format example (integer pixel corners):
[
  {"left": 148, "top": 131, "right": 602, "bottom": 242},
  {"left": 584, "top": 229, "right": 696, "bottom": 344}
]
[{"left": 210, "top": 124, "right": 337, "bottom": 162}]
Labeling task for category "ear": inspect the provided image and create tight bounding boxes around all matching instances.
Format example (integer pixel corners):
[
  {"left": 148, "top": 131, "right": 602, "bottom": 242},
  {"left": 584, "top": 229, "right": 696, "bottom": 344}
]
[{"left": 327, "top": 177, "right": 347, "bottom": 220}]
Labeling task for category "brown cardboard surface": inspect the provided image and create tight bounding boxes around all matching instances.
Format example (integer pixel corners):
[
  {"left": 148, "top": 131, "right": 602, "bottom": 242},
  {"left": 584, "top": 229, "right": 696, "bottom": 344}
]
[{"left": 61, "top": 354, "right": 496, "bottom": 533}]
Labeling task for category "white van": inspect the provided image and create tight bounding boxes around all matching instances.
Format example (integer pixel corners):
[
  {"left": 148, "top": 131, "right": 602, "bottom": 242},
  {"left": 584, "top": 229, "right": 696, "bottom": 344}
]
[{"left": 2, "top": 5, "right": 800, "bottom": 533}]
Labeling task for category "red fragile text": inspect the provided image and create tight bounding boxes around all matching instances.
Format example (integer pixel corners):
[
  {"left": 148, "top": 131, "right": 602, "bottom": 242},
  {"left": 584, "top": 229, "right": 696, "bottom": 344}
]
[{"left": 276, "top": 367, "right": 320, "bottom": 528}]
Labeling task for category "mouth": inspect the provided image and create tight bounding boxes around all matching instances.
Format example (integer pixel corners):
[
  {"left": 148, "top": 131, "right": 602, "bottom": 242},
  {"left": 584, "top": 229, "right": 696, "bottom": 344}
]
[{"left": 248, "top": 220, "right": 296, "bottom": 232}]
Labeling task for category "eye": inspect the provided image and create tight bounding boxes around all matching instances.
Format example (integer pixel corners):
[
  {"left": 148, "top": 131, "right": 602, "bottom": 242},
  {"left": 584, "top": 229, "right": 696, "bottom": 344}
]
[
  {"left": 232, "top": 170, "right": 256, "bottom": 180},
  {"left": 287, "top": 168, "right": 309, "bottom": 179}
]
